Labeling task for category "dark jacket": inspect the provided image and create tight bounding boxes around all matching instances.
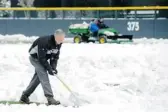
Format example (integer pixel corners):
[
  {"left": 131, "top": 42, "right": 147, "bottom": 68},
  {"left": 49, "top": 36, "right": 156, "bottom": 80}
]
[
  {"left": 29, "top": 35, "right": 62, "bottom": 72},
  {"left": 97, "top": 22, "right": 109, "bottom": 29}
]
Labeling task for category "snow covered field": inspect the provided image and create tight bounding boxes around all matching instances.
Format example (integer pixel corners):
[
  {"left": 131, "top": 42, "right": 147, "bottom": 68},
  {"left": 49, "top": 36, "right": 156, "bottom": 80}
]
[{"left": 0, "top": 35, "right": 168, "bottom": 112}]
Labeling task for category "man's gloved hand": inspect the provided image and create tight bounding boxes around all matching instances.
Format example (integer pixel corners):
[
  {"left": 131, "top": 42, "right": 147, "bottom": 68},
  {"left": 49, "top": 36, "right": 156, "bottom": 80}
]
[
  {"left": 48, "top": 70, "right": 54, "bottom": 76},
  {"left": 53, "top": 69, "right": 58, "bottom": 75}
]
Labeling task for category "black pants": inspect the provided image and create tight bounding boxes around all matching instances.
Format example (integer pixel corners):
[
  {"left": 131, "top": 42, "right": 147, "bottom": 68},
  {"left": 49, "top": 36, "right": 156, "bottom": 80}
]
[{"left": 93, "top": 31, "right": 98, "bottom": 37}]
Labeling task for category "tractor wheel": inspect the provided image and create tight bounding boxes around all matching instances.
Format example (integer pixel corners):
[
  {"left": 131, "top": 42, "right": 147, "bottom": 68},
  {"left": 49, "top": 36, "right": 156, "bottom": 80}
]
[
  {"left": 73, "top": 35, "right": 82, "bottom": 43},
  {"left": 99, "top": 36, "right": 107, "bottom": 44}
]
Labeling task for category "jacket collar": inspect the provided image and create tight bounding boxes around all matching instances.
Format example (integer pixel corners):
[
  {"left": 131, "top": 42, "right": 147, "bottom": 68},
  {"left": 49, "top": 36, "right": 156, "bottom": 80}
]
[{"left": 51, "top": 35, "right": 57, "bottom": 46}]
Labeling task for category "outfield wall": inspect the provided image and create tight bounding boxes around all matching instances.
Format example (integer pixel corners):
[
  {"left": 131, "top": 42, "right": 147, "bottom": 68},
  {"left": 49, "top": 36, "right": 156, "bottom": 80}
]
[{"left": 0, "top": 19, "right": 167, "bottom": 38}]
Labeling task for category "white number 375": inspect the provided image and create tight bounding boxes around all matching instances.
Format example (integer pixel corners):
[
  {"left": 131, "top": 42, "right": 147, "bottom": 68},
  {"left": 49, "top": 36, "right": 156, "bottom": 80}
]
[{"left": 127, "top": 21, "right": 140, "bottom": 31}]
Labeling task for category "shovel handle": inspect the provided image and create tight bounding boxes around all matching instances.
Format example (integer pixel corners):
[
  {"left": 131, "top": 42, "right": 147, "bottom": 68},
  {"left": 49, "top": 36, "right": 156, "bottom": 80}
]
[{"left": 55, "top": 75, "right": 73, "bottom": 93}]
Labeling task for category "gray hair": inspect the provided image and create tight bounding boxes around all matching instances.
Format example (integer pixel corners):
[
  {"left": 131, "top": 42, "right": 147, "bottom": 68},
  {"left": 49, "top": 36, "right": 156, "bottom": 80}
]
[{"left": 54, "top": 29, "right": 65, "bottom": 36}]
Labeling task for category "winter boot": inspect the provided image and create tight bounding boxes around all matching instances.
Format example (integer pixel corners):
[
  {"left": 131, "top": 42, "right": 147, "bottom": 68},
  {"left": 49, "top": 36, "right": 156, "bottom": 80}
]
[
  {"left": 46, "top": 96, "right": 60, "bottom": 105},
  {"left": 19, "top": 94, "right": 30, "bottom": 104}
]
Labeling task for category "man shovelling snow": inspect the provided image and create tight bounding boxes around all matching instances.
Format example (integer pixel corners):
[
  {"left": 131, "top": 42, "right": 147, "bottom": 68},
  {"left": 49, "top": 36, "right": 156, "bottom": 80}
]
[{"left": 19, "top": 29, "right": 65, "bottom": 105}]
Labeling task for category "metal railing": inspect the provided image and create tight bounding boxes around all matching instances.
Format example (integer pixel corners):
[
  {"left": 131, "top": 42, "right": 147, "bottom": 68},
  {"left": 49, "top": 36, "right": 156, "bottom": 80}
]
[{"left": 0, "top": 6, "right": 167, "bottom": 19}]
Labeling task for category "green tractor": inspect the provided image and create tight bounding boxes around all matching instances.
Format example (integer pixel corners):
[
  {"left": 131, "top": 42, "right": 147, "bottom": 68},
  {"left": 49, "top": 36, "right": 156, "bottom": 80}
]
[{"left": 68, "top": 22, "right": 133, "bottom": 44}]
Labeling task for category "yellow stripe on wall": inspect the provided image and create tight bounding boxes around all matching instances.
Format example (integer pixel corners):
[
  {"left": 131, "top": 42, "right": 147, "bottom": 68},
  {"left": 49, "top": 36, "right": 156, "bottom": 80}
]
[{"left": 0, "top": 6, "right": 168, "bottom": 11}]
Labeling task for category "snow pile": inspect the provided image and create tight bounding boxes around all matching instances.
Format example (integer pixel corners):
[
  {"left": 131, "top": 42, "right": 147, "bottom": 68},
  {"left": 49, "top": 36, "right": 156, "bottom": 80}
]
[
  {"left": 0, "top": 34, "right": 73, "bottom": 43},
  {"left": 0, "top": 34, "right": 38, "bottom": 44},
  {"left": 69, "top": 22, "right": 89, "bottom": 29},
  {"left": 133, "top": 37, "right": 168, "bottom": 44},
  {"left": 0, "top": 39, "right": 168, "bottom": 112}
]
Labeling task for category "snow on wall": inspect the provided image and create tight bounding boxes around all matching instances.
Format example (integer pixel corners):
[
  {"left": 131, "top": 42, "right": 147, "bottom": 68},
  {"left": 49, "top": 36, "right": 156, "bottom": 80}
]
[
  {"left": 0, "top": 34, "right": 73, "bottom": 44},
  {"left": 0, "top": 34, "right": 168, "bottom": 44}
]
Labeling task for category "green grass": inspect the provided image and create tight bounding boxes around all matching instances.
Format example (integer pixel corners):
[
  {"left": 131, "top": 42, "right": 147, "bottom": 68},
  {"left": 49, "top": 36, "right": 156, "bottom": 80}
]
[
  {"left": 0, "top": 101, "right": 47, "bottom": 105},
  {"left": 0, "top": 101, "right": 23, "bottom": 104}
]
